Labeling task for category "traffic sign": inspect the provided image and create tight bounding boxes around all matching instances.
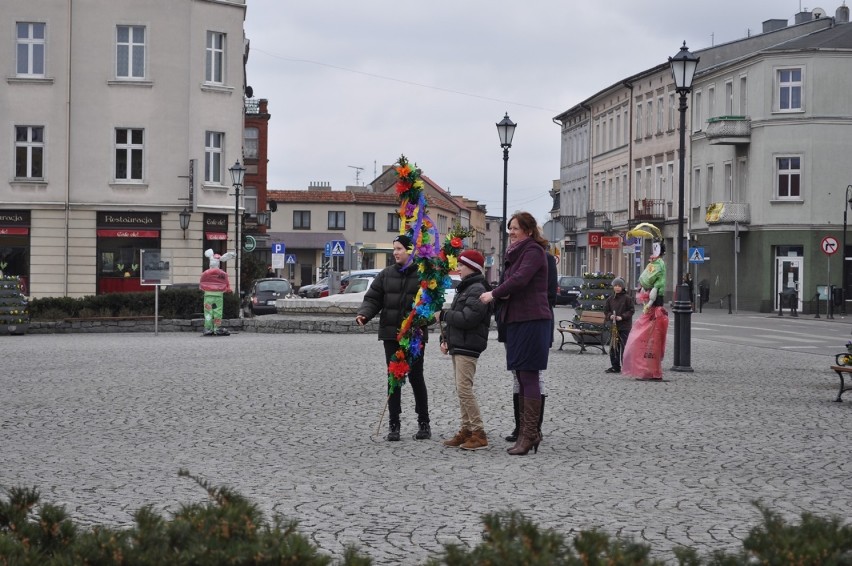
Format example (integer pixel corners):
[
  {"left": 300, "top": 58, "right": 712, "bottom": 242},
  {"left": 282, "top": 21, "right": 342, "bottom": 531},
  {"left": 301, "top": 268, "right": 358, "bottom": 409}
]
[
  {"left": 271, "top": 253, "right": 286, "bottom": 269},
  {"left": 688, "top": 247, "right": 705, "bottom": 264},
  {"left": 271, "top": 242, "right": 286, "bottom": 254},
  {"left": 286, "top": 254, "right": 297, "bottom": 264},
  {"left": 330, "top": 240, "right": 346, "bottom": 256},
  {"left": 822, "top": 236, "right": 839, "bottom": 256}
]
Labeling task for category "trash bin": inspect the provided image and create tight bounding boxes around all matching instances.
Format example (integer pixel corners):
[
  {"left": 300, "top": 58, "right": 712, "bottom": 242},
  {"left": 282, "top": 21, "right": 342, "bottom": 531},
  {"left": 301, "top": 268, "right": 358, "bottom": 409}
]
[
  {"left": 782, "top": 288, "right": 797, "bottom": 308},
  {"left": 698, "top": 283, "right": 709, "bottom": 305},
  {"left": 832, "top": 286, "right": 844, "bottom": 307}
]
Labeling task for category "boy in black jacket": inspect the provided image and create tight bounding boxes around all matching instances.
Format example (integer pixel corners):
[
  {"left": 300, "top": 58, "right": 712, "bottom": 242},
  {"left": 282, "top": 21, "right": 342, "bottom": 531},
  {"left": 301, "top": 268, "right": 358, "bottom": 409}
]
[
  {"left": 603, "top": 277, "right": 634, "bottom": 373},
  {"left": 436, "top": 250, "right": 491, "bottom": 450}
]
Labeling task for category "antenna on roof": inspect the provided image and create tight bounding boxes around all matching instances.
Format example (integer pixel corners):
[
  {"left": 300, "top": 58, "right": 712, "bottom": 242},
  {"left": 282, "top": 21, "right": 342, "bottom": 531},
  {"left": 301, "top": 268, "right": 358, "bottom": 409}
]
[{"left": 348, "top": 165, "right": 364, "bottom": 186}]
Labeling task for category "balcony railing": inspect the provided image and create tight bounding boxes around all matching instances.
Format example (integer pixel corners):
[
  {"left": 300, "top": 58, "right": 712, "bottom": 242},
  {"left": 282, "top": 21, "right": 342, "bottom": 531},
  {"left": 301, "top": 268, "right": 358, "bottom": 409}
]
[
  {"left": 705, "top": 116, "right": 751, "bottom": 145},
  {"left": 244, "top": 97, "right": 260, "bottom": 115},
  {"left": 633, "top": 198, "right": 666, "bottom": 221},
  {"left": 705, "top": 202, "right": 750, "bottom": 224}
]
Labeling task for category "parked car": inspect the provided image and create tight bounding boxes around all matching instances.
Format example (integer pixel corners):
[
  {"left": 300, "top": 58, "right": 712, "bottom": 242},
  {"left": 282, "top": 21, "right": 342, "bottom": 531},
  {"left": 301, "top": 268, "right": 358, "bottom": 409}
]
[
  {"left": 315, "top": 276, "right": 375, "bottom": 303},
  {"left": 244, "top": 278, "right": 293, "bottom": 316},
  {"left": 317, "top": 269, "right": 382, "bottom": 297},
  {"left": 556, "top": 275, "right": 583, "bottom": 306},
  {"left": 443, "top": 273, "right": 462, "bottom": 305},
  {"left": 298, "top": 277, "right": 327, "bottom": 298}
]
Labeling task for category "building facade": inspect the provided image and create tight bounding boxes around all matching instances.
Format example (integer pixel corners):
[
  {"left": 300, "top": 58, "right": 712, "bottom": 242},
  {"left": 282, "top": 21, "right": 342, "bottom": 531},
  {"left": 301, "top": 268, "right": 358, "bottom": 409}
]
[{"left": 1, "top": 0, "right": 247, "bottom": 298}]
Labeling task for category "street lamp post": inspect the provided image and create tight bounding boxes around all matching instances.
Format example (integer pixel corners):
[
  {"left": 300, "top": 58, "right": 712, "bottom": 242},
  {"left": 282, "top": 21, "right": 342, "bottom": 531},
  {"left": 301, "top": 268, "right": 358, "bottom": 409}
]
[
  {"left": 843, "top": 185, "right": 852, "bottom": 315},
  {"left": 229, "top": 160, "right": 246, "bottom": 317},
  {"left": 496, "top": 113, "right": 517, "bottom": 278},
  {"left": 669, "top": 42, "right": 699, "bottom": 372}
]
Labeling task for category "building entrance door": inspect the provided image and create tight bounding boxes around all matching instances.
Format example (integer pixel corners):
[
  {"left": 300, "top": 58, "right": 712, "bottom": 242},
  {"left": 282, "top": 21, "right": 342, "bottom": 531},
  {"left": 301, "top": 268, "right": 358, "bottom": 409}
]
[{"left": 775, "top": 256, "right": 803, "bottom": 310}]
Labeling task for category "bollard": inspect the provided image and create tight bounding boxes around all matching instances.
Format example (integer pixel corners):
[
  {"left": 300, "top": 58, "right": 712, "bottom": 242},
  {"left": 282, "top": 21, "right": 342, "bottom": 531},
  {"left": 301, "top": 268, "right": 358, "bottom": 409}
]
[
  {"left": 727, "top": 293, "right": 732, "bottom": 314},
  {"left": 828, "top": 285, "right": 835, "bottom": 320},
  {"left": 778, "top": 292, "right": 784, "bottom": 317},
  {"left": 814, "top": 292, "right": 821, "bottom": 319}
]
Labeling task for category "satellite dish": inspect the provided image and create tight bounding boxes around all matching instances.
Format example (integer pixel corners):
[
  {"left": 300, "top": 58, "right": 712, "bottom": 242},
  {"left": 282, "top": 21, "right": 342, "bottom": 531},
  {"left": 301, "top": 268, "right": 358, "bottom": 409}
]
[
  {"left": 245, "top": 85, "right": 254, "bottom": 98},
  {"left": 812, "top": 7, "right": 826, "bottom": 18}
]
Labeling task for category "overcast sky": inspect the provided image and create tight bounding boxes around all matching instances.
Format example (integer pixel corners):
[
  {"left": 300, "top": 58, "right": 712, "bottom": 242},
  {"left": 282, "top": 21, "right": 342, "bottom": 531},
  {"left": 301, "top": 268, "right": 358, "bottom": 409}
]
[{"left": 243, "top": 1, "right": 816, "bottom": 224}]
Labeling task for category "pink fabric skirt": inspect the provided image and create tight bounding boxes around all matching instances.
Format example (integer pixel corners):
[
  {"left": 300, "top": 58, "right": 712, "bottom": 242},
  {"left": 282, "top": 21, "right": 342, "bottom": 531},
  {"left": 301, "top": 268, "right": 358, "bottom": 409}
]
[{"left": 621, "top": 306, "right": 668, "bottom": 380}]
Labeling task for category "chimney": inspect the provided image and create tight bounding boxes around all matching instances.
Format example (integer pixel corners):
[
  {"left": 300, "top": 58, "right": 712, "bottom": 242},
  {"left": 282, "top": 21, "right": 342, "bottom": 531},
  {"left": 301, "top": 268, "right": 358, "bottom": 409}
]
[
  {"left": 838, "top": 3, "right": 850, "bottom": 23},
  {"left": 763, "top": 18, "right": 788, "bottom": 32}
]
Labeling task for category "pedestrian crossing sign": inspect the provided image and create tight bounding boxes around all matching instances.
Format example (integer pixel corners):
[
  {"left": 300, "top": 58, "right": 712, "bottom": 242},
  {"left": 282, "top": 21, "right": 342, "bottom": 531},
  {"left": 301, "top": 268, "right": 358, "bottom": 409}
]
[
  {"left": 330, "top": 240, "right": 346, "bottom": 256},
  {"left": 688, "top": 247, "right": 705, "bottom": 264}
]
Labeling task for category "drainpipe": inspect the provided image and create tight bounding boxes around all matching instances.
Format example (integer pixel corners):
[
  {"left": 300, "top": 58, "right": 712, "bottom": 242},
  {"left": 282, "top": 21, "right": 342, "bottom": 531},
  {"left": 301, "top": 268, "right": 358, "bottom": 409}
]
[{"left": 64, "top": 0, "right": 73, "bottom": 296}]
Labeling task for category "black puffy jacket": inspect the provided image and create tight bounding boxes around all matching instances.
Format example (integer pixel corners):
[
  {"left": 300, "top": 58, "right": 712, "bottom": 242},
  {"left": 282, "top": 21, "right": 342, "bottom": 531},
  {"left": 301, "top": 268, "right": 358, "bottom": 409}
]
[
  {"left": 441, "top": 273, "right": 490, "bottom": 358},
  {"left": 357, "top": 262, "right": 428, "bottom": 342}
]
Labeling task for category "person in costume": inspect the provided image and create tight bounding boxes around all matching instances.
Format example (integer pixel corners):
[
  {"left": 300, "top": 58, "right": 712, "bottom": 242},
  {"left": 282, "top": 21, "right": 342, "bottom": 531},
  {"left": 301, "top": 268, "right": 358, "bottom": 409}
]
[
  {"left": 621, "top": 223, "right": 669, "bottom": 380},
  {"left": 355, "top": 234, "right": 431, "bottom": 441},
  {"left": 199, "top": 249, "right": 235, "bottom": 337},
  {"left": 480, "top": 212, "right": 551, "bottom": 456},
  {"left": 436, "top": 249, "right": 491, "bottom": 451},
  {"left": 603, "top": 277, "right": 634, "bottom": 374}
]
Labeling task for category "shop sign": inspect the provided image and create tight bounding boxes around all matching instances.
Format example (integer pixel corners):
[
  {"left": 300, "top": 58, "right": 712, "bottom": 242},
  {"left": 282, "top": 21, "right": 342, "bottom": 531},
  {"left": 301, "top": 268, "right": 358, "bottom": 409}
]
[
  {"left": 0, "top": 227, "right": 29, "bottom": 235},
  {"left": 0, "top": 210, "right": 30, "bottom": 226},
  {"left": 97, "top": 211, "right": 161, "bottom": 228},
  {"left": 601, "top": 236, "right": 621, "bottom": 249},
  {"left": 205, "top": 232, "right": 228, "bottom": 240},
  {"left": 588, "top": 232, "right": 604, "bottom": 247},
  {"left": 97, "top": 229, "right": 160, "bottom": 238}
]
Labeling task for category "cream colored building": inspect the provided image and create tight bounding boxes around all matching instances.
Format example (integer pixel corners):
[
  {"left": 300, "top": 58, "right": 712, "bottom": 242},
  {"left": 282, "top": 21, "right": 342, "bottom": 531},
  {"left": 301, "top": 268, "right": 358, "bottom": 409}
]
[{"left": 1, "top": 0, "right": 247, "bottom": 298}]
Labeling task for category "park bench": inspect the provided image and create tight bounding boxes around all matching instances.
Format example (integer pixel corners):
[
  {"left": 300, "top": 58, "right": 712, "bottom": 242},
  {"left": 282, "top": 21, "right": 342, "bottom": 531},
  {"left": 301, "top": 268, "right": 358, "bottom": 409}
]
[
  {"left": 830, "top": 353, "right": 852, "bottom": 402},
  {"left": 557, "top": 310, "right": 609, "bottom": 354}
]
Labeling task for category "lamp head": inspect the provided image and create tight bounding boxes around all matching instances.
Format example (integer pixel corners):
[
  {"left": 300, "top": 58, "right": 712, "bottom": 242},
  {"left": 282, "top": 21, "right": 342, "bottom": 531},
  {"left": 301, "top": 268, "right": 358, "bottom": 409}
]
[
  {"left": 496, "top": 113, "right": 517, "bottom": 148},
  {"left": 669, "top": 41, "right": 699, "bottom": 93}
]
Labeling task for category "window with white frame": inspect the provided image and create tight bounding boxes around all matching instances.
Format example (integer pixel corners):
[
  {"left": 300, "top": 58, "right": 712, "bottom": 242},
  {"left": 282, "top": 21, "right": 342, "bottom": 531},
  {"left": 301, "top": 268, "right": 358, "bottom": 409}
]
[
  {"left": 725, "top": 81, "right": 734, "bottom": 115},
  {"left": 437, "top": 214, "right": 448, "bottom": 235},
  {"left": 707, "top": 165, "right": 715, "bottom": 203},
  {"left": 635, "top": 103, "right": 643, "bottom": 139},
  {"left": 204, "top": 131, "right": 224, "bottom": 183},
  {"left": 116, "top": 25, "right": 145, "bottom": 79},
  {"left": 724, "top": 162, "right": 733, "bottom": 200},
  {"left": 645, "top": 100, "right": 653, "bottom": 137},
  {"left": 635, "top": 170, "right": 642, "bottom": 199},
  {"left": 657, "top": 96, "right": 664, "bottom": 133},
  {"left": 692, "top": 168, "right": 701, "bottom": 209},
  {"left": 739, "top": 76, "right": 748, "bottom": 115},
  {"left": 608, "top": 116, "right": 614, "bottom": 149},
  {"left": 16, "top": 22, "right": 45, "bottom": 77},
  {"left": 693, "top": 91, "right": 703, "bottom": 131},
  {"left": 707, "top": 85, "right": 715, "bottom": 120},
  {"left": 15, "top": 126, "right": 44, "bottom": 179},
  {"left": 243, "top": 187, "right": 257, "bottom": 216},
  {"left": 776, "top": 156, "right": 801, "bottom": 198},
  {"left": 244, "top": 127, "right": 258, "bottom": 159},
  {"left": 615, "top": 114, "right": 621, "bottom": 147},
  {"left": 778, "top": 68, "right": 802, "bottom": 111},
  {"left": 668, "top": 92, "right": 676, "bottom": 130},
  {"left": 655, "top": 165, "right": 663, "bottom": 199},
  {"left": 205, "top": 31, "right": 225, "bottom": 84},
  {"left": 115, "top": 128, "right": 143, "bottom": 181}
]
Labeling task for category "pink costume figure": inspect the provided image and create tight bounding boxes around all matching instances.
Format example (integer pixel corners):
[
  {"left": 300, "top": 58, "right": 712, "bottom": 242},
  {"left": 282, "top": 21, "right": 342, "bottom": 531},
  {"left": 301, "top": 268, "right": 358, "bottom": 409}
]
[{"left": 200, "top": 249, "right": 235, "bottom": 336}]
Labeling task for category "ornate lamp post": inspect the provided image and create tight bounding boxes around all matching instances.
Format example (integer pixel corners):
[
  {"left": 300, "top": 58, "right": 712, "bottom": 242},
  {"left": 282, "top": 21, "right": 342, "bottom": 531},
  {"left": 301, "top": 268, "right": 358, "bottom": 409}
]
[
  {"left": 229, "top": 160, "right": 246, "bottom": 316},
  {"left": 178, "top": 207, "right": 191, "bottom": 239},
  {"left": 669, "top": 42, "right": 699, "bottom": 372},
  {"left": 496, "top": 113, "right": 517, "bottom": 277},
  {"left": 843, "top": 185, "right": 852, "bottom": 315}
]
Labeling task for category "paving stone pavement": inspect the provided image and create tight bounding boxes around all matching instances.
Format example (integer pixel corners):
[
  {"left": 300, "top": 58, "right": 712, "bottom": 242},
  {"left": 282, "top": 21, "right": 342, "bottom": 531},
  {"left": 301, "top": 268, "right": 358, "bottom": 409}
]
[{"left": 2, "top": 310, "right": 851, "bottom": 564}]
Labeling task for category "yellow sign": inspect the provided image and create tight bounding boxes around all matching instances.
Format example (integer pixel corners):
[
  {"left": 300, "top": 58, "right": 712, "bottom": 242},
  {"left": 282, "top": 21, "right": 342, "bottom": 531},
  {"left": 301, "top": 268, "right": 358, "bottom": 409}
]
[{"left": 706, "top": 202, "right": 725, "bottom": 223}]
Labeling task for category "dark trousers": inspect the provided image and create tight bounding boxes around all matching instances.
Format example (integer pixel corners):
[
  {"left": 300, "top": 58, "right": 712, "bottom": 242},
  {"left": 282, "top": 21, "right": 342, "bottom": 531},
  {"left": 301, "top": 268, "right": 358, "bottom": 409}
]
[
  {"left": 383, "top": 340, "right": 429, "bottom": 426},
  {"left": 610, "top": 327, "right": 630, "bottom": 370}
]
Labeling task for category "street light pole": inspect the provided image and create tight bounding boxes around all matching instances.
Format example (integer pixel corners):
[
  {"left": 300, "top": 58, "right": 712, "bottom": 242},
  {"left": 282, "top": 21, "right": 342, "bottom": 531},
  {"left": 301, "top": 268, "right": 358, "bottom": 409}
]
[
  {"left": 843, "top": 185, "right": 852, "bottom": 315},
  {"left": 229, "top": 160, "right": 246, "bottom": 318},
  {"left": 669, "top": 42, "right": 699, "bottom": 372},
  {"left": 496, "top": 113, "right": 517, "bottom": 278}
]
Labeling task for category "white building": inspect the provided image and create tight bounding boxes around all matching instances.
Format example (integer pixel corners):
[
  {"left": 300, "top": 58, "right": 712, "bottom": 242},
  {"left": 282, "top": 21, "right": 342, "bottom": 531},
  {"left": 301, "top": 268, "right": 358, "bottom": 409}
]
[{"left": 1, "top": 0, "right": 247, "bottom": 298}]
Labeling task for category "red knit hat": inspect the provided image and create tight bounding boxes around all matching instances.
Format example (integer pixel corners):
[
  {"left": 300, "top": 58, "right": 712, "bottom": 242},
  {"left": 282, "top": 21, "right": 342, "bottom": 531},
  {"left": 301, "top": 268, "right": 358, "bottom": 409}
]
[{"left": 458, "top": 250, "right": 485, "bottom": 273}]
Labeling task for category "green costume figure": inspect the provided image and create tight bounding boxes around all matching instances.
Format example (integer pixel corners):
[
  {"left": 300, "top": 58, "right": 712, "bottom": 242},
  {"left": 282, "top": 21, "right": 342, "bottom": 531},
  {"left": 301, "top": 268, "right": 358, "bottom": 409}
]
[
  {"left": 638, "top": 249, "right": 666, "bottom": 313},
  {"left": 200, "top": 249, "right": 235, "bottom": 336}
]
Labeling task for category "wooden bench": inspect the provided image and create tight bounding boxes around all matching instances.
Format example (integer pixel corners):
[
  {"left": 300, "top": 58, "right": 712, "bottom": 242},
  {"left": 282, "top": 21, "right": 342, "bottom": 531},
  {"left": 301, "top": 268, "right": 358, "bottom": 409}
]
[
  {"left": 830, "top": 353, "right": 852, "bottom": 401},
  {"left": 557, "top": 310, "right": 609, "bottom": 354}
]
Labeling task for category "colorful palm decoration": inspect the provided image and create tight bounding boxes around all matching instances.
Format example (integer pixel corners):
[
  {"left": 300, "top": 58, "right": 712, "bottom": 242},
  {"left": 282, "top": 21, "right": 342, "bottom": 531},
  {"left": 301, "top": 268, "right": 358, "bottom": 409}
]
[{"left": 388, "top": 155, "right": 472, "bottom": 394}]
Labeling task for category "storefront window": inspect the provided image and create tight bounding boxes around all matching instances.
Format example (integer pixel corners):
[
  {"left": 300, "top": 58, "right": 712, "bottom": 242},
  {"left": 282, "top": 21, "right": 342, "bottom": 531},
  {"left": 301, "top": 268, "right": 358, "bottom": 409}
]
[{"left": 96, "top": 211, "right": 160, "bottom": 294}]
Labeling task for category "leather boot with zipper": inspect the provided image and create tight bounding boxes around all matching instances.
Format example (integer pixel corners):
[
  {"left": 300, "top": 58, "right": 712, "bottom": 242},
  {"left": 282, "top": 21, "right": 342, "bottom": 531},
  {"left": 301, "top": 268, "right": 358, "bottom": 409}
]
[{"left": 507, "top": 397, "right": 542, "bottom": 455}]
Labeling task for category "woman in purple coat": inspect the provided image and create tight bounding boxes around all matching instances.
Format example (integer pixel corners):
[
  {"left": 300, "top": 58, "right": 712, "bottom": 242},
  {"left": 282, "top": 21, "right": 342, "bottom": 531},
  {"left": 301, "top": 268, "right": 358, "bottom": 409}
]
[{"left": 481, "top": 212, "right": 551, "bottom": 455}]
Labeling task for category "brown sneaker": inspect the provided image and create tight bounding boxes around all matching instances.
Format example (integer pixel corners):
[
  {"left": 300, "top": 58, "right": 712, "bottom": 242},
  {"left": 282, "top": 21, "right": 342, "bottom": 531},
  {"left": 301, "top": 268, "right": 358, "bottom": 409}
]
[
  {"left": 442, "top": 429, "right": 471, "bottom": 447},
  {"left": 460, "top": 430, "right": 488, "bottom": 451}
]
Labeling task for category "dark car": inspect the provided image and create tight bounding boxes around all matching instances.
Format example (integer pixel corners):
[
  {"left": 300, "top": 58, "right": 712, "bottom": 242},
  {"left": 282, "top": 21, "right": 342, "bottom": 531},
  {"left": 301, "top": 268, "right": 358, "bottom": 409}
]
[
  {"left": 298, "top": 277, "right": 327, "bottom": 298},
  {"left": 556, "top": 275, "right": 583, "bottom": 306},
  {"left": 245, "top": 278, "right": 293, "bottom": 315}
]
